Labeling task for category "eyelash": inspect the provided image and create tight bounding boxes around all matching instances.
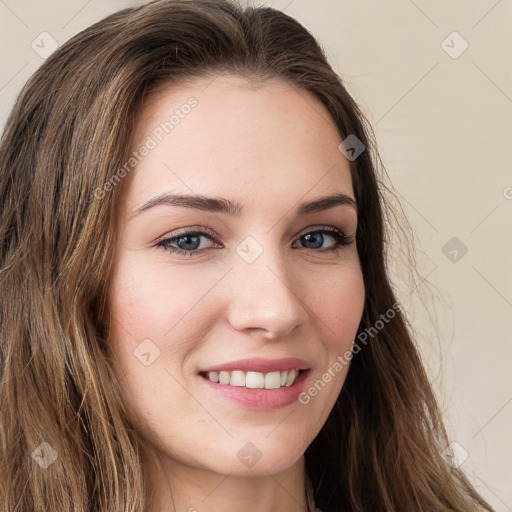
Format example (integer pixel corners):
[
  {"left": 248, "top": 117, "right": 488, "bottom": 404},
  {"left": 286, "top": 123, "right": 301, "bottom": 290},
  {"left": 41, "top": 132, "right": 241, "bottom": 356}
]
[{"left": 155, "top": 226, "right": 354, "bottom": 258}]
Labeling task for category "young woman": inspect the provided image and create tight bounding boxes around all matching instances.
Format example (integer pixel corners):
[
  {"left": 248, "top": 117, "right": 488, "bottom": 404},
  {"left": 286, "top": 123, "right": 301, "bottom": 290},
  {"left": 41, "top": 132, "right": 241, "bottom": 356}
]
[{"left": 0, "top": 0, "right": 494, "bottom": 510}]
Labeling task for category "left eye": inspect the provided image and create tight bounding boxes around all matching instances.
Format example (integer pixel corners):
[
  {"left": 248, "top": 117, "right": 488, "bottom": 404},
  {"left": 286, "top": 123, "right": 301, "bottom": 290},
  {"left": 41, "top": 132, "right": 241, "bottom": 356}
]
[{"left": 155, "top": 226, "right": 353, "bottom": 258}]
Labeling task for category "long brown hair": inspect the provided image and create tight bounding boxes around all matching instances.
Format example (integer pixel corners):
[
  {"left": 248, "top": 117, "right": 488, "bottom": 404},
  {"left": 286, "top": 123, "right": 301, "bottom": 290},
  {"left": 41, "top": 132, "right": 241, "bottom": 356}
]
[{"left": 0, "top": 0, "right": 494, "bottom": 510}]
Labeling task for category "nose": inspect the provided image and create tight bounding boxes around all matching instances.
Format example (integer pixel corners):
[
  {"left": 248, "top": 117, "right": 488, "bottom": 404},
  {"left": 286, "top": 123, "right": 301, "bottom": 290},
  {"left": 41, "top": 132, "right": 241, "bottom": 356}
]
[{"left": 225, "top": 243, "right": 308, "bottom": 340}]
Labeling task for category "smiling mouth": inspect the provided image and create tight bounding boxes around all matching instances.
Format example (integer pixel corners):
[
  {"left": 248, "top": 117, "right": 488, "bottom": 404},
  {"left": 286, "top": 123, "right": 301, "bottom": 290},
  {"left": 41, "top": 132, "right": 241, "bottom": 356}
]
[{"left": 199, "top": 368, "right": 308, "bottom": 389}]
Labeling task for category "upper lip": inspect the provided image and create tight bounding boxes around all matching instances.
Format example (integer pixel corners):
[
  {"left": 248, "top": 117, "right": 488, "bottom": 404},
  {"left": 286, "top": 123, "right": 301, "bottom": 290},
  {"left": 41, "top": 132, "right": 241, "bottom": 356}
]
[{"left": 199, "top": 357, "right": 311, "bottom": 374}]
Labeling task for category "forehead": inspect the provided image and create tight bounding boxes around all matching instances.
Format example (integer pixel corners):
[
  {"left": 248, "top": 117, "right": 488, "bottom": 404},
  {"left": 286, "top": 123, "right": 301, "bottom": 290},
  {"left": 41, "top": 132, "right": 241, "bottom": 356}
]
[{"left": 121, "top": 73, "right": 353, "bottom": 212}]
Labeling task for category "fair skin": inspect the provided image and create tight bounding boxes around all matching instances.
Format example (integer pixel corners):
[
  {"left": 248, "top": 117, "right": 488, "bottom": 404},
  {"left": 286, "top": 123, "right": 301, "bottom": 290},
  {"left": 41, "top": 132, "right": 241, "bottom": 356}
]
[{"left": 106, "top": 73, "right": 365, "bottom": 512}]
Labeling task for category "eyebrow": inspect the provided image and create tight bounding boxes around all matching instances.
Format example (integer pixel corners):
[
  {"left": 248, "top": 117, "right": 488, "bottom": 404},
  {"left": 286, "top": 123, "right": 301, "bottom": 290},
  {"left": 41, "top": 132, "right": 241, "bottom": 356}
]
[{"left": 129, "top": 191, "right": 357, "bottom": 219}]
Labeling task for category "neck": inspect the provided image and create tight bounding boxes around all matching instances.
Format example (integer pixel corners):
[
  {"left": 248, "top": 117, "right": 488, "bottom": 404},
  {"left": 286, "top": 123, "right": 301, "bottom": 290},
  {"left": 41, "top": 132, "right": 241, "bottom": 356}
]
[{"left": 141, "top": 444, "right": 311, "bottom": 512}]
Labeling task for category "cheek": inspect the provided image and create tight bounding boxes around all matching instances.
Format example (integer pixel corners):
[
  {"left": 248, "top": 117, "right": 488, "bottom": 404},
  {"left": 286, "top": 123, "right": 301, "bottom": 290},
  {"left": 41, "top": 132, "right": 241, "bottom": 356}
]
[
  {"left": 105, "top": 256, "right": 227, "bottom": 373},
  {"left": 108, "top": 255, "right": 212, "bottom": 335},
  {"left": 105, "top": 258, "right": 215, "bottom": 429},
  {"left": 293, "top": 264, "right": 364, "bottom": 432},
  {"left": 307, "top": 264, "right": 365, "bottom": 348}
]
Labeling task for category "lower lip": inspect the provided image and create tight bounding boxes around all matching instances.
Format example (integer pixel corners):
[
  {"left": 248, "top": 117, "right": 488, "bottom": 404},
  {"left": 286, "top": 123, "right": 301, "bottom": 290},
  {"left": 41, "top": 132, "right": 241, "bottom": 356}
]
[{"left": 198, "top": 370, "right": 310, "bottom": 411}]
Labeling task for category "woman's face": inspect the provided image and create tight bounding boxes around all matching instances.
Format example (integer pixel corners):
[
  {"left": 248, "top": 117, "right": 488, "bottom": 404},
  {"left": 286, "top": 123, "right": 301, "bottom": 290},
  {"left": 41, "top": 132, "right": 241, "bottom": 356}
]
[{"left": 106, "top": 73, "right": 365, "bottom": 477}]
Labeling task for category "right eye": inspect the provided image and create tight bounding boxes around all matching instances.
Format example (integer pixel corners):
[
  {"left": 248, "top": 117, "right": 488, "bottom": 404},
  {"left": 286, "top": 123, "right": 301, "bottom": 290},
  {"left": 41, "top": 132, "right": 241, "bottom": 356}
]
[{"left": 155, "top": 227, "right": 220, "bottom": 258}]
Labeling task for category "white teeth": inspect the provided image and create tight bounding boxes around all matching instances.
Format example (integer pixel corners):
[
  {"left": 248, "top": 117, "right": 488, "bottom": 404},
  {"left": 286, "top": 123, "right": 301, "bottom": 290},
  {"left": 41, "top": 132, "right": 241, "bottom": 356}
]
[
  {"left": 205, "top": 369, "right": 302, "bottom": 388},
  {"left": 286, "top": 369, "right": 296, "bottom": 387},
  {"left": 229, "top": 370, "right": 246, "bottom": 387},
  {"left": 218, "top": 371, "right": 230, "bottom": 384},
  {"left": 264, "top": 371, "right": 281, "bottom": 389},
  {"left": 246, "top": 371, "right": 264, "bottom": 388}
]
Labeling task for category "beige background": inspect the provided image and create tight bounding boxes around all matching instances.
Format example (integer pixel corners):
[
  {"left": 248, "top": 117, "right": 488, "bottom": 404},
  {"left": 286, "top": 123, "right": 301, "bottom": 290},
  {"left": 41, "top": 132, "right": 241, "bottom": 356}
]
[{"left": 1, "top": 0, "right": 511, "bottom": 509}]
